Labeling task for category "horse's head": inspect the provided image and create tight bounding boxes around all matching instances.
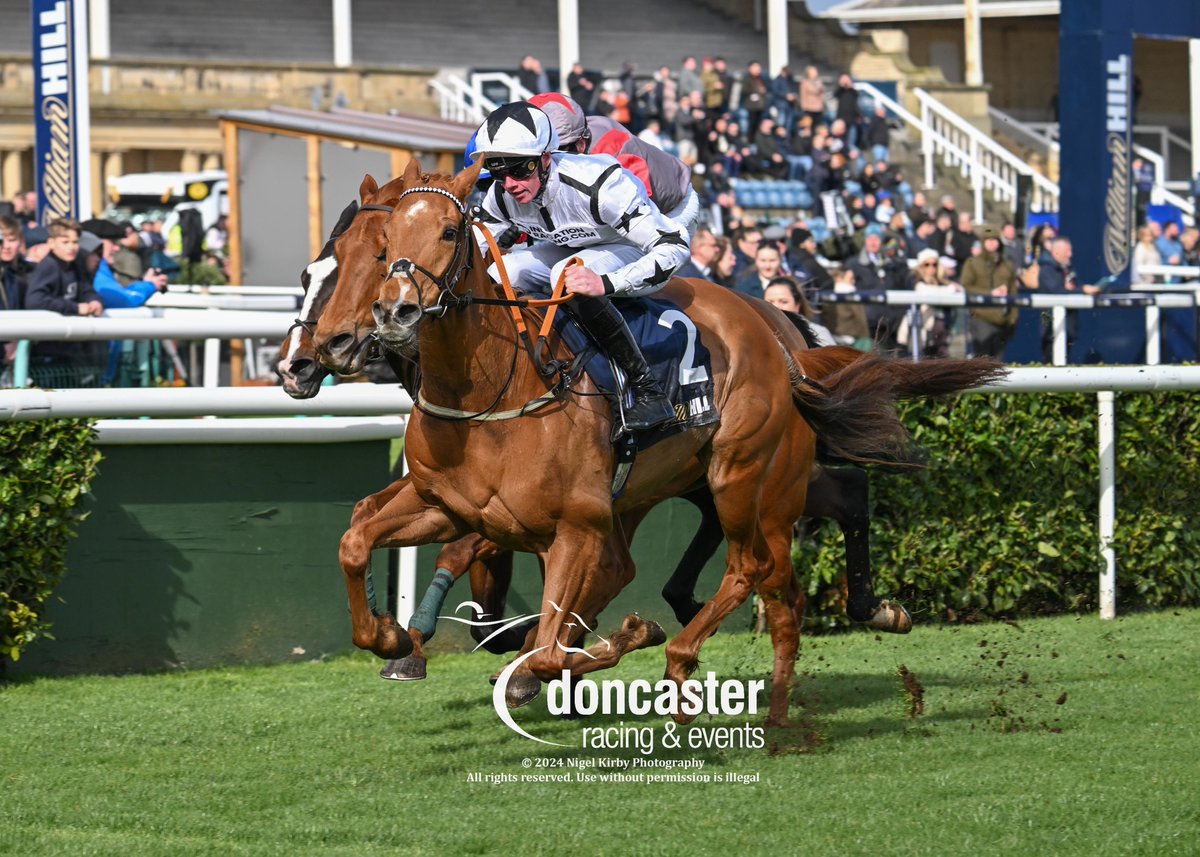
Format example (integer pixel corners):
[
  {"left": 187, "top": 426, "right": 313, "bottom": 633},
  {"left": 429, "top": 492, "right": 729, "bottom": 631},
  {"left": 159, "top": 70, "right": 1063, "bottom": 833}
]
[
  {"left": 277, "top": 199, "right": 360, "bottom": 397},
  {"left": 374, "top": 159, "right": 482, "bottom": 354},
  {"left": 313, "top": 173, "right": 407, "bottom": 375}
]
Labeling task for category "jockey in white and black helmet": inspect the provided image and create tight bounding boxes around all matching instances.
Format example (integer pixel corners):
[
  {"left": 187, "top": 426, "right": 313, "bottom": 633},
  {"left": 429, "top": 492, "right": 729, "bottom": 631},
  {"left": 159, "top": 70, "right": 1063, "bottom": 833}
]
[{"left": 473, "top": 100, "right": 688, "bottom": 432}]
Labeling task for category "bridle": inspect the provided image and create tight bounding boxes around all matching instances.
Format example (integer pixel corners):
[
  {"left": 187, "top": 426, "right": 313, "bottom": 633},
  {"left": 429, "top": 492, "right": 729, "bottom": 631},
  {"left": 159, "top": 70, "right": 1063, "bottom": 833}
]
[
  {"left": 381, "top": 184, "right": 592, "bottom": 422},
  {"left": 286, "top": 201, "right": 396, "bottom": 341},
  {"left": 386, "top": 186, "right": 476, "bottom": 318}
]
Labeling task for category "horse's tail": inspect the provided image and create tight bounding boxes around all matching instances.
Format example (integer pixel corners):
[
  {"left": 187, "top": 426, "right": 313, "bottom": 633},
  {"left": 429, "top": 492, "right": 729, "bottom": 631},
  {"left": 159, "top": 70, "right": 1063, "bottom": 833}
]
[{"left": 786, "top": 350, "right": 1007, "bottom": 466}]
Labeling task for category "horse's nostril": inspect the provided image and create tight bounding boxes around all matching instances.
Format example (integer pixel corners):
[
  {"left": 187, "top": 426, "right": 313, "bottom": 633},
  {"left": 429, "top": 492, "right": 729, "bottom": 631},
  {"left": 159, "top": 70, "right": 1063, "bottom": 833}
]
[
  {"left": 291, "top": 358, "right": 314, "bottom": 379},
  {"left": 395, "top": 303, "right": 421, "bottom": 325},
  {"left": 327, "top": 333, "right": 356, "bottom": 355}
]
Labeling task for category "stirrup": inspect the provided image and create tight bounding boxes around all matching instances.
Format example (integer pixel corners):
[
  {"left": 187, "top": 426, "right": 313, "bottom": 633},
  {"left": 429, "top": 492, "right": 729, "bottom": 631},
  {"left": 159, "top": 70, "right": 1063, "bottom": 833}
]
[{"left": 622, "top": 392, "right": 675, "bottom": 432}]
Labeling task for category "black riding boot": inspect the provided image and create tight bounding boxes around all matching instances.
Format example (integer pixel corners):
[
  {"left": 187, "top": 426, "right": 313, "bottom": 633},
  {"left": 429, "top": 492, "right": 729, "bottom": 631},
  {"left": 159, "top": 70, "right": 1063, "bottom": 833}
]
[{"left": 569, "top": 296, "right": 675, "bottom": 432}]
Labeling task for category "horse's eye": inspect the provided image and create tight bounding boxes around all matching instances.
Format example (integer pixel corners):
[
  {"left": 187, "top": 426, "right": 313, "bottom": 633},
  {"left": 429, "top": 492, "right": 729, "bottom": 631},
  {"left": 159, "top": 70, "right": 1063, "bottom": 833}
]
[
  {"left": 374, "top": 250, "right": 386, "bottom": 262},
  {"left": 441, "top": 227, "right": 457, "bottom": 241}
]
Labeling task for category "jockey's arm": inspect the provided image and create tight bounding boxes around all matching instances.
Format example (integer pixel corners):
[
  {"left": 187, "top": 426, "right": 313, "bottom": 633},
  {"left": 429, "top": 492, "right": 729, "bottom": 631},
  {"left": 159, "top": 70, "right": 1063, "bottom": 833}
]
[{"left": 597, "top": 169, "right": 691, "bottom": 297}]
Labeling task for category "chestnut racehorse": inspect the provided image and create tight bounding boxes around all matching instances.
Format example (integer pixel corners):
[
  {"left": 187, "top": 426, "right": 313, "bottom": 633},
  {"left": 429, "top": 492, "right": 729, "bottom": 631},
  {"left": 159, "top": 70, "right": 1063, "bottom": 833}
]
[
  {"left": 313, "top": 159, "right": 1004, "bottom": 724},
  {"left": 277, "top": 192, "right": 914, "bottom": 683}
]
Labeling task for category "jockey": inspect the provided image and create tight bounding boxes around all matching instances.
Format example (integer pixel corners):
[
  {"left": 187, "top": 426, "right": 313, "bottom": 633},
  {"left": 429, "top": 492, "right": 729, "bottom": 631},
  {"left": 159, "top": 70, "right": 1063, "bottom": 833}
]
[
  {"left": 473, "top": 101, "right": 687, "bottom": 432},
  {"left": 527, "top": 92, "right": 701, "bottom": 236}
]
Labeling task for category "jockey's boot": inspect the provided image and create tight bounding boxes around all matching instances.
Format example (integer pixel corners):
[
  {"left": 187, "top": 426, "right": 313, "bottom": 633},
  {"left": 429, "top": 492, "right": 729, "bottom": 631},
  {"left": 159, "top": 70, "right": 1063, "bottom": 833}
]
[{"left": 570, "top": 296, "right": 676, "bottom": 432}]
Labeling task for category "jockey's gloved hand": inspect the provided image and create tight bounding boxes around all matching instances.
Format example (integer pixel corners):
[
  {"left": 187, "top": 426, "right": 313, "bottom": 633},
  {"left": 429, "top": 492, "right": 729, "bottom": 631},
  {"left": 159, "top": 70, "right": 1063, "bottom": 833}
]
[{"left": 497, "top": 225, "right": 524, "bottom": 250}]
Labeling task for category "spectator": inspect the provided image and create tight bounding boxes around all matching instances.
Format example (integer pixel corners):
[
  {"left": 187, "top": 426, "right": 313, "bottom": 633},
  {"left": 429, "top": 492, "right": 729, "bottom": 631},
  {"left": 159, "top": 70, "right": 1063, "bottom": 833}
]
[
  {"left": 735, "top": 241, "right": 784, "bottom": 299},
  {"left": 567, "top": 63, "right": 596, "bottom": 111},
  {"left": 24, "top": 218, "right": 105, "bottom": 386},
  {"left": 712, "top": 57, "right": 733, "bottom": 114},
  {"left": 907, "top": 191, "right": 932, "bottom": 229},
  {"left": 769, "top": 65, "right": 796, "bottom": 133},
  {"left": 763, "top": 275, "right": 837, "bottom": 345},
  {"left": 949, "top": 211, "right": 977, "bottom": 269},
  {"left": 517, "top": 55, "right": 551, "bottom": 95},
  {"left": 798, "top": 65, "right": 827, "bottom": 130},
  {"left": 900, "top": 247, "right": 961, "bottom": 359},
  {"left": 751, "top": 117, "right": 787, "bottom": 179},
  {"left": 700, "top": 57, "right": 724, "bottom": 117},
  {"left": 1132, "top": 156, "right": 1154, "bottom": 226},
  {"left": 737, "top": 61, "right": 769, "bottom": 134},
  {"left": 1, "top": 216, "right": 32, "bottom": 380},
  {"left": 786, "top": 227, "right": 833, "bottom": 299},
  {"left": 205, "top": 214, "right": 229, "bottom": 259},
  {"left": 678, "top": 56, "right": 703, "bottom": 104},
  {"left": 730, "top": 226, "right": 761, "bottom": 279},
  {"left": 650, "top": 66, "right": 679, "bottom": 134},
  {"left": 637, "top": 117, "right": 672, "bottom": 154},
  {"left": 822, "top": 266, "right": 870, "bottom": 346},
  {"left": 1155, "top": 220, "right": 1184, "bottom": 266},
  {"left": 23, "top": 226, "right": 51, "bottom": 266},
  {"left": 677, "top": 226, "right": 719, "bottom": 279},
  {"left": 1131, "top": 224, "right": 1162, "bottom": 285},
  {"left": 1027, "top": 222, "right": 1057, "bottom": 265},
  {"left": 936, "top": 194, "right": 958, "bottom": 219},
  {"left": 960, "top": 225, "right": 1018, "bottom": 358},
  {"left": 1181, "top": 227, "right": 1200, "bottom": 267},
  {"left": 999, "top": 222, "right": 1024, "bottom": 272},
  {"left": 833, "top": 74, "right": 861, "bottom": 145},
  {"left": 863, "top": 104, "right": 891, "bottom": 163},
  {"left": 709, "top": 236, "right": 738, "bottom": 288},
  {"left": 86, "top": 219, "right": 168, "bottom": 308}
]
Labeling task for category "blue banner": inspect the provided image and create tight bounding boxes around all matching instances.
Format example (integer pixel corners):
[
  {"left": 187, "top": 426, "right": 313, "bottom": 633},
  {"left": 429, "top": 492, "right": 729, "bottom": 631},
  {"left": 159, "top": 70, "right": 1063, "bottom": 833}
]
[{"left": 32, "top": 0, "right": 91, "bottom": 224}]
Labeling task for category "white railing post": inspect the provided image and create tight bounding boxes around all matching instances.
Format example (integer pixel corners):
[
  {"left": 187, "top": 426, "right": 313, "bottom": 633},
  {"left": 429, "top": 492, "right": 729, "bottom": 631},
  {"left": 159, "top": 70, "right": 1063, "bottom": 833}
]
[
  {"left": 921, "top": 97, "right": 934, "bottom": 189},
  {"left": 1098, "top": 390, "right": 1117, "bottom": 620},
  {"left": 1052, "top": 306, "right": 1068, "bottom": 365},
  {"left": 971, "top": 136, "right": 983, "bottom": 221},
  {"left": 1145, "top": 306, "right": 1161, "bottom": 365}
]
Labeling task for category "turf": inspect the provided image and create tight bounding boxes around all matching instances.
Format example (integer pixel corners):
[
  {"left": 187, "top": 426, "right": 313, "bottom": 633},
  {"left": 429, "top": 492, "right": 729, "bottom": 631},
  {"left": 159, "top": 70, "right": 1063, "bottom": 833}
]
[{"left": 2, "top": 609, "right": 1198, "bottom": 857}]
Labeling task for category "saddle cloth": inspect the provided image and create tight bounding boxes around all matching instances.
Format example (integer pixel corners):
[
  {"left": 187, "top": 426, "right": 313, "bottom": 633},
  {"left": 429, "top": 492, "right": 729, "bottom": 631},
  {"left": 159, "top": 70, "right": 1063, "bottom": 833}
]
[{"left": 549, "top": 293, "right": 720, "bottom": 447}]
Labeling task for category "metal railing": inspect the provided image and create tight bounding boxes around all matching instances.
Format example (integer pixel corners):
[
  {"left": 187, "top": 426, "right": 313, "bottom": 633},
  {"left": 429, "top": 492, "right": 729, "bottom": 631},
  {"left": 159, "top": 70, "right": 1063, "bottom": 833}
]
[
  {"left": 913, "top": 89, "right": 1059, "bottom": 219},
  {"left": 5, "top": 365, "right": 1200, "bottom": 621},
  {"left": 429, "top": 71, "right": 532, "bottom": 124}
]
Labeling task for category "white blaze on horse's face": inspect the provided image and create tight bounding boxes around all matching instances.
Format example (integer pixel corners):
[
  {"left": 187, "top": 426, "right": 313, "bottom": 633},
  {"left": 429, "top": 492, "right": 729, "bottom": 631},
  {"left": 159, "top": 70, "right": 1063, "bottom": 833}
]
[{"left": 283, "top": 254, "right": 338, "bottom": 367}]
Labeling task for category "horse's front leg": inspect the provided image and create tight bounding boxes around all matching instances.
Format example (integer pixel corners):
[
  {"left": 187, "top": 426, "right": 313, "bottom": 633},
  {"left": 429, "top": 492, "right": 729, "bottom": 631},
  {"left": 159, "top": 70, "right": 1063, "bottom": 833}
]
[{"left": 340, "top": 481, "right": 465, "bottom": 659}]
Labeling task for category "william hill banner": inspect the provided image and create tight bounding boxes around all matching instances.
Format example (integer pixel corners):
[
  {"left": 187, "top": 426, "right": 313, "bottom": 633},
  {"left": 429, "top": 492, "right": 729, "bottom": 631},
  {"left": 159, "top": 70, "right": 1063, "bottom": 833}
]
[{"left": 32, "top": 0, "right": 91, "bottom": 224}]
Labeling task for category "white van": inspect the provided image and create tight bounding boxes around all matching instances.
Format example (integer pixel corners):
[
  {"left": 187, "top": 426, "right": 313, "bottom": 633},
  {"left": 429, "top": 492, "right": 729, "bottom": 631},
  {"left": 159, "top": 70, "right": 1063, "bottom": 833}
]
[{"left": 102, "top": 170, "right": 229, "bottom": 235}]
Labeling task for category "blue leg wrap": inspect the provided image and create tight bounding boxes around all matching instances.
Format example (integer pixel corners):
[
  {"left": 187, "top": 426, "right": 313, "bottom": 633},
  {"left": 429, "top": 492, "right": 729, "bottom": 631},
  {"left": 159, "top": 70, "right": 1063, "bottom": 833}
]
[
  {"left": 408, "top": 568, "right": 456, "bottom": 640},
  {"left": 364, "top": 568, "right": 378, "bottom": 614}
]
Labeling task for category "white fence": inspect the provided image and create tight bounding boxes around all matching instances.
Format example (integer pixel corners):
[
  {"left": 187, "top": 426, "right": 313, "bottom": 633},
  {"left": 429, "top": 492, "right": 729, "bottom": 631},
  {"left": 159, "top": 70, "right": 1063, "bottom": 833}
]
[{"left": 4, "top": 362, "right": 1200, "bottom": 621}]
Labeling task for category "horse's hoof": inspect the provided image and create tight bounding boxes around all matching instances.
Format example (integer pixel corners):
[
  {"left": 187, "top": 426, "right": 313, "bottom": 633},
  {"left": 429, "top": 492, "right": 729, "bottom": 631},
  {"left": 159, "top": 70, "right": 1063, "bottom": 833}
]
[
  {"left": 505, "top": 673, "right": 542, "bottom": 709},
  {"left": 642, "top": 619, "right": 668, "bottom": 648},
  {"left": 864, "top": 600, "right": 912, "bottom": 634},
  {"left": 378, "top": 655, "right": 426, "bottom": 681}
]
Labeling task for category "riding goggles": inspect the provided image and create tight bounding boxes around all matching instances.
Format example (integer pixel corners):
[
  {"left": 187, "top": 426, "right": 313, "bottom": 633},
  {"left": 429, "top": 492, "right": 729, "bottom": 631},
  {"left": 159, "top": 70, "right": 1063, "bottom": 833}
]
[{"left": 484, "top": 156, "right": 540, "bottom": 180}]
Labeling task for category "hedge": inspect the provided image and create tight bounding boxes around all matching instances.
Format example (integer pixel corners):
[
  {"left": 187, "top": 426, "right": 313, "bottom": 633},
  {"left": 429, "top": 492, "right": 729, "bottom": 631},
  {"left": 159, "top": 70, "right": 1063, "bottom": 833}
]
[
  {"left": 0, "top": 420, "right": 101, "bottom": 674},
  {"left": 797, "top": 390, "right": 1200, "bottom": 630}
]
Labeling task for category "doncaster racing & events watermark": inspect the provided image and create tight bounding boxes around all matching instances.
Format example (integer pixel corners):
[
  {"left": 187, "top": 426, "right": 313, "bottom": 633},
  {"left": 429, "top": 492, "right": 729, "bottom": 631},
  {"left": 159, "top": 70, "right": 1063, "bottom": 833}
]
[{"left": 442, "top": 600, "right": 771, "bottom": 783}]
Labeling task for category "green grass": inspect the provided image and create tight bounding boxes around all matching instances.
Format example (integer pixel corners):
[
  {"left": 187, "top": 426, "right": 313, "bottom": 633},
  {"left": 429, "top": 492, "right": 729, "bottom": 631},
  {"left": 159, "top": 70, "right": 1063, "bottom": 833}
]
[{"left": 3, "top": 610, "right": 1199, "bottom": 857}]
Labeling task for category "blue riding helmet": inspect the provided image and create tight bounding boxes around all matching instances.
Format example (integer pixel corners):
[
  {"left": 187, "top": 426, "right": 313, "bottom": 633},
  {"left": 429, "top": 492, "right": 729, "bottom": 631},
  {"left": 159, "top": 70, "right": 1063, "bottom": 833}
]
[{"left": 463, "top": 131, "right": 491, "bottom": 181}]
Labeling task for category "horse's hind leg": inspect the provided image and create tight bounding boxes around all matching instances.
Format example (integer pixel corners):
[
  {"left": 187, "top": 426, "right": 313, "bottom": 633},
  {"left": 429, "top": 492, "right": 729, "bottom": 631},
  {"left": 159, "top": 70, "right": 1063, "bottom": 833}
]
[
  {"left": 755, "top": 522, "right": 805, "bottom": 727},
  {"left": 805, "top": 466, "right": 910, "bottom": 633},
  {"left": 660, "top": 488, "right": 724, "bottom": 626}
]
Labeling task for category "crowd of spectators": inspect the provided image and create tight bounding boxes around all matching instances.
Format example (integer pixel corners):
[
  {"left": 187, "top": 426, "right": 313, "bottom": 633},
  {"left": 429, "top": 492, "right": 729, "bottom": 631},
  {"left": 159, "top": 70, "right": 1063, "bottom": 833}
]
[
  {"left": 530, "top": 52, "right": 1172, "bottom": 361},
  {"left": 0, "top": 195, "right": 228, "bottom": 387}
]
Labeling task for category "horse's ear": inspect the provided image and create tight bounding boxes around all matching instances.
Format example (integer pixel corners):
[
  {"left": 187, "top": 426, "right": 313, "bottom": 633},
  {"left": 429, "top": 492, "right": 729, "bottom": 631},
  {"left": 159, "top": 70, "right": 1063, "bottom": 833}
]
[
  {"left": 452, "top": 161, "right": 483, "bottom": 199},
  {"left": 402, "top": 156, "right": 422, "bottom": 184},
  {"left": 359, "top": 174, "right": 378, "bottom": 202}
]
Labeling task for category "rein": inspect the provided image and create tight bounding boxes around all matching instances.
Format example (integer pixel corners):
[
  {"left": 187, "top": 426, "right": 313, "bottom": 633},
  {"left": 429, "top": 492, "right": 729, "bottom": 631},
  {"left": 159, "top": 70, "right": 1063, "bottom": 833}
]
[{"left": 388, "top": 185, "right": 587, "bottom": 423}]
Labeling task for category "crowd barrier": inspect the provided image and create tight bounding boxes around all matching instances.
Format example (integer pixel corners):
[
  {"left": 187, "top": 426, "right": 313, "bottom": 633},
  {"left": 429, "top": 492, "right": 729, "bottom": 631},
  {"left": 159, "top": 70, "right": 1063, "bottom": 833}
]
[{"left": 5, "top": 365, "right": 1200, "bottom": 623}]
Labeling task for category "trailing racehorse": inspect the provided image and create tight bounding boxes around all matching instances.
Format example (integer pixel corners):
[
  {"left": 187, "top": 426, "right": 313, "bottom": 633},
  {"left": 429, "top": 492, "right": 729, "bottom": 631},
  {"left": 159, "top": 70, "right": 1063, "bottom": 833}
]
[{"left": 314, "top": 159, "right": 1005, "bottom": 725}]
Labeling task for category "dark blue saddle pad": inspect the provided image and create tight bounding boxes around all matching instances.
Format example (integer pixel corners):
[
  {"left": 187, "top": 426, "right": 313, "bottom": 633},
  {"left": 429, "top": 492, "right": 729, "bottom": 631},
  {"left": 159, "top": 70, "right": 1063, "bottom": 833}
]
[{"left": 548, "top": 295, "right": 720, "bottom": 444}]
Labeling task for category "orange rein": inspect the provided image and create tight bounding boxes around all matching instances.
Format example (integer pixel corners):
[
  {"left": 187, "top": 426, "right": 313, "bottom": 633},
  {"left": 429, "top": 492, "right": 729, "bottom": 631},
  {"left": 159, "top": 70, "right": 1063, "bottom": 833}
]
[{"left": 474, "top": 220, "right": 576, "bottom": 367}]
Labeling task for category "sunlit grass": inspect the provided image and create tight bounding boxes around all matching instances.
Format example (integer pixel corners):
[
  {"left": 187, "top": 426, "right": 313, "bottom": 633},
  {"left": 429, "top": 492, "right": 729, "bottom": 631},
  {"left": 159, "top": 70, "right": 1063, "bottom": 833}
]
[{"left": 3, "top": 610, "right": 1197, "bottom": 856}]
